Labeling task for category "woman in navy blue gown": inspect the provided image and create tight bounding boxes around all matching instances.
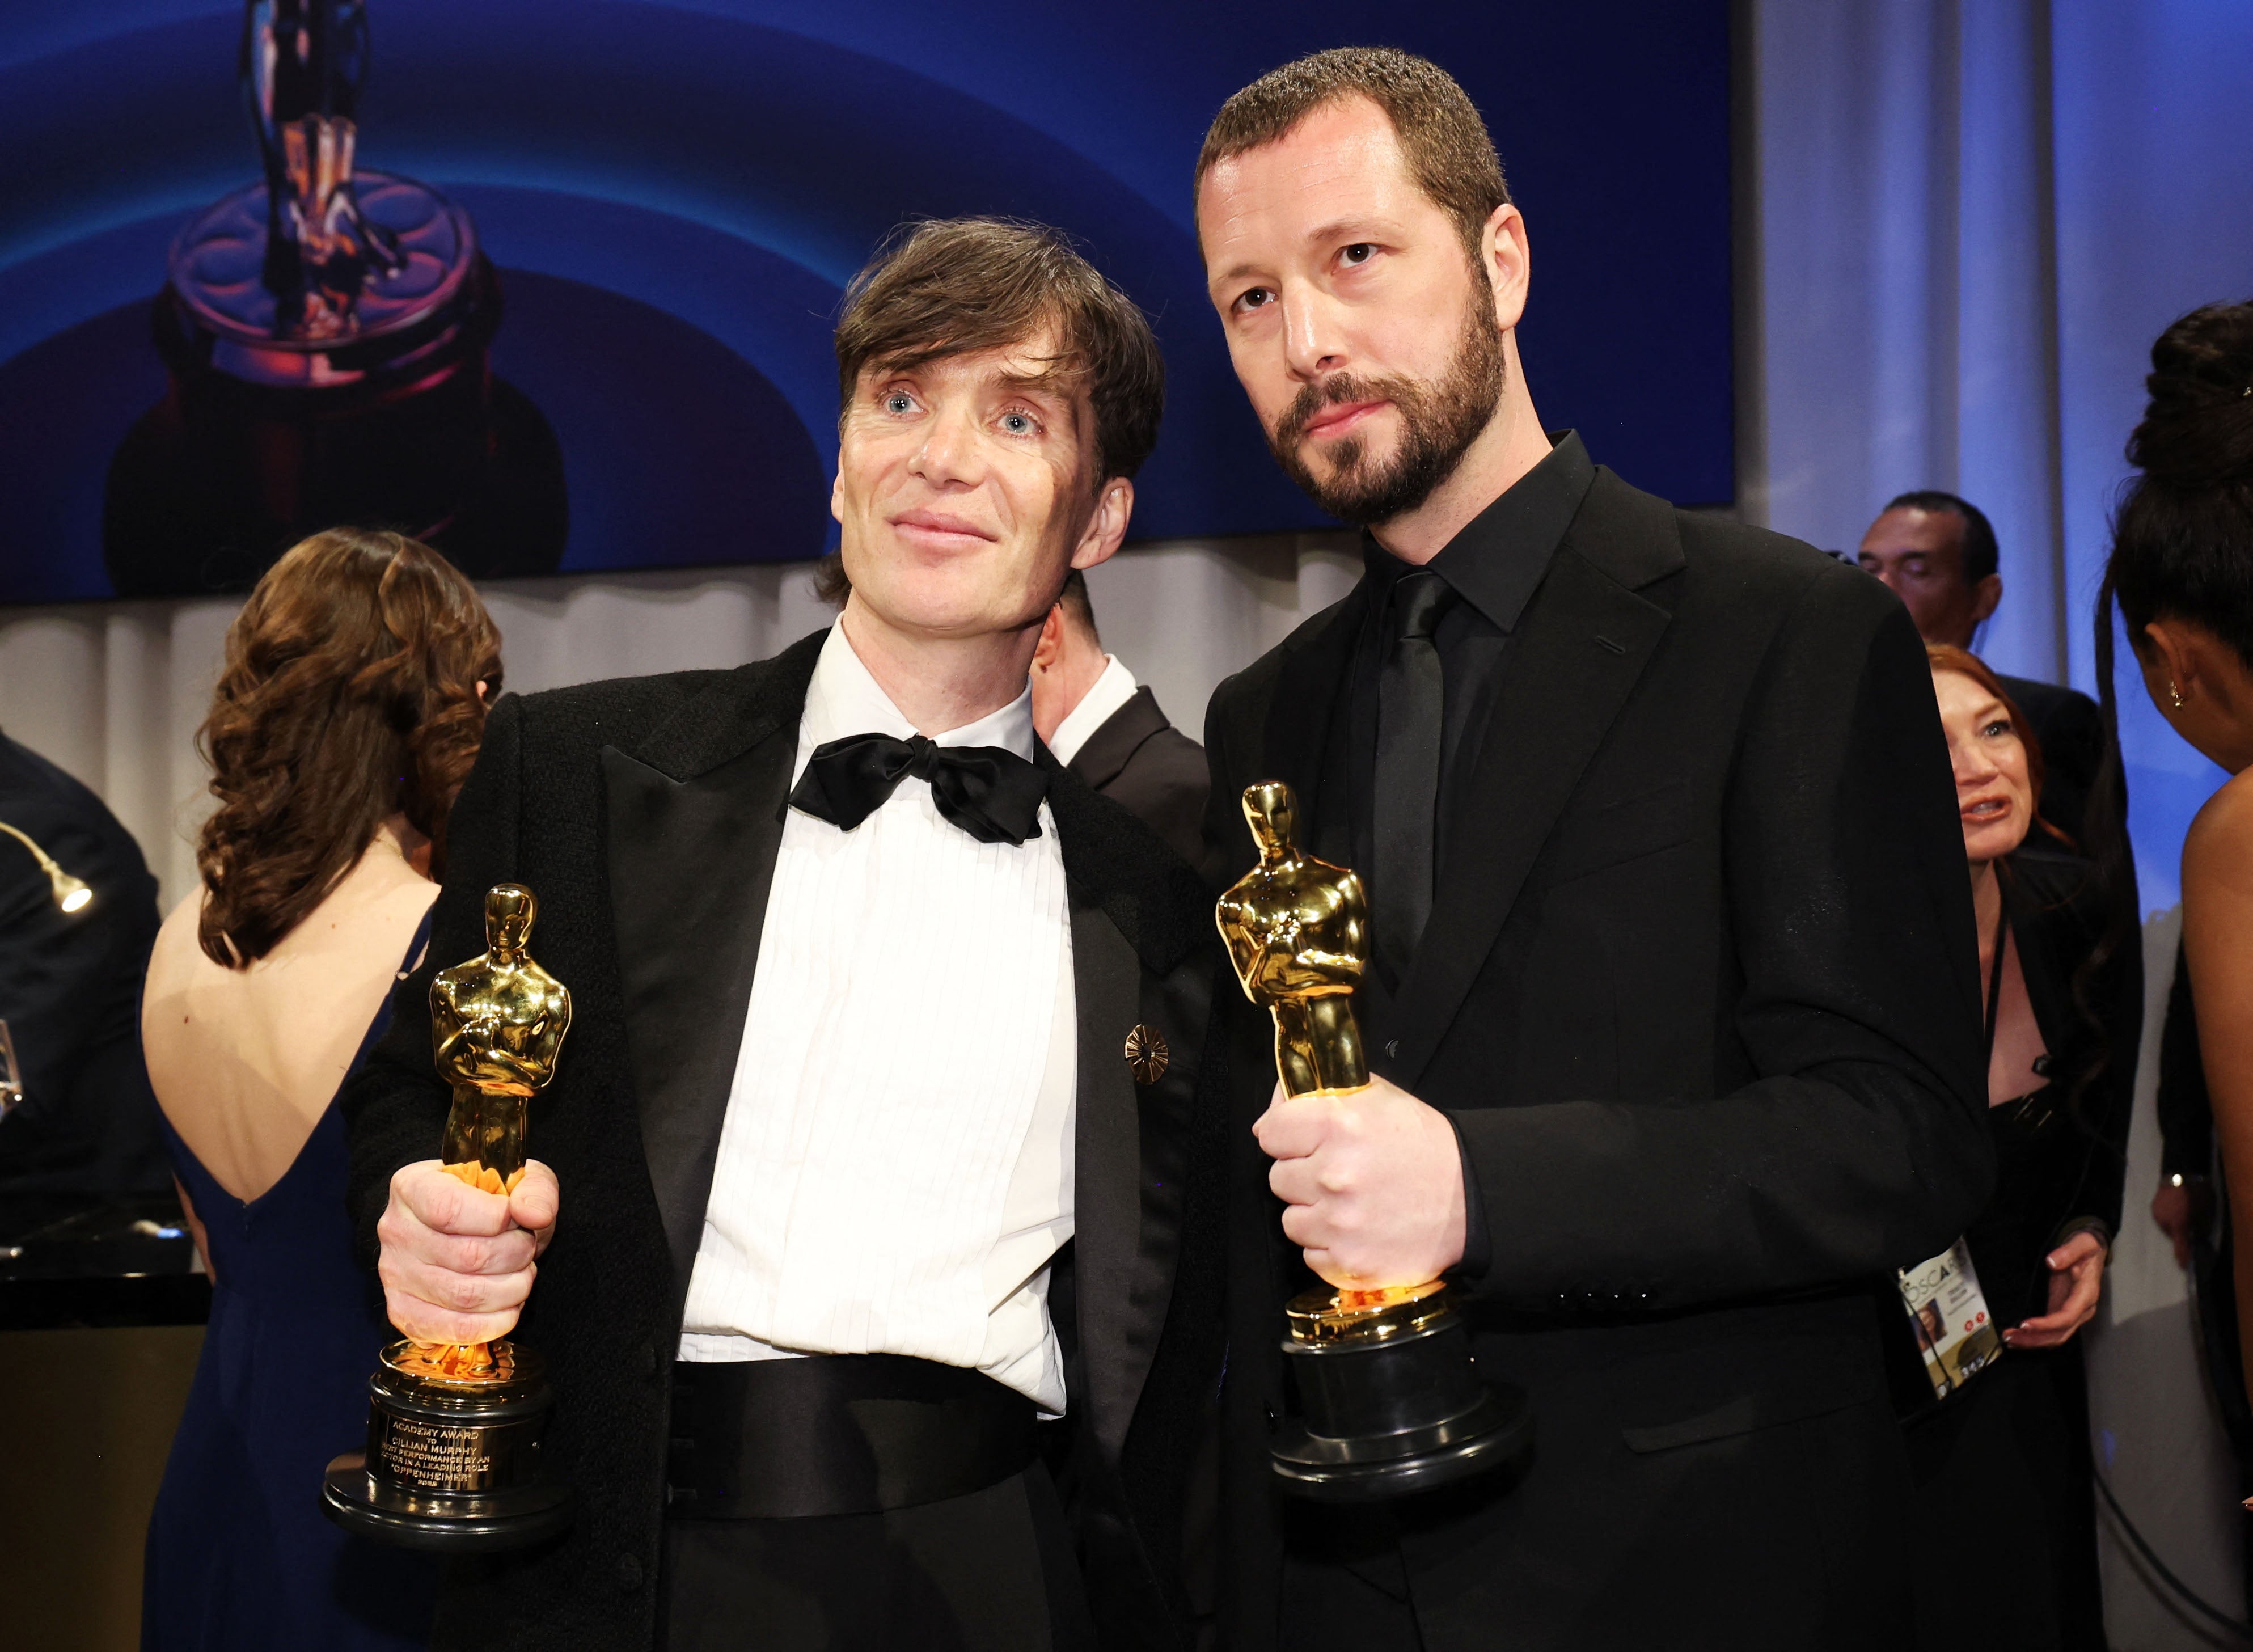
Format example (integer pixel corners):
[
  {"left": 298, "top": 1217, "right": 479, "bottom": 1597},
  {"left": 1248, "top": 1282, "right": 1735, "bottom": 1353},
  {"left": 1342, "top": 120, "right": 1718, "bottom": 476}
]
[{"left": 140, "top": 529, "right": 502, "bottom": 1650}]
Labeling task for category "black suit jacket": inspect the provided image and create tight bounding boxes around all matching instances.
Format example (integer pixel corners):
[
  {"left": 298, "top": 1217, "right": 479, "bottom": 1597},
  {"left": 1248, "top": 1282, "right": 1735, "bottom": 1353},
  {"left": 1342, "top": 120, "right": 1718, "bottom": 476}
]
[
  {"left": 0, "top": 732, "right": 167, "bottom": 1199},
  {"left": 1066, "top": 685, "right": 1208, "bottom": 868},
  {"left": 1995, "top": 673, "right": 2104, "bottom": 845},
  {"left": 1203, "top": 470, "right": 1995, "bottom": 1650},
  {"left": 343, "top": 631, "right": 1223, "bottom": 1652}
]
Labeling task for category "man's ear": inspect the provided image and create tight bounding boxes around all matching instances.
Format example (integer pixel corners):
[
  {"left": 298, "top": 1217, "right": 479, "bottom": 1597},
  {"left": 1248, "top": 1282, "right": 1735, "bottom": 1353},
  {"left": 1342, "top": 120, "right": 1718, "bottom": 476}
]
[
  {"left": 830, "top": 462, "right": 845, "bottom": 525},
  {"left": 1483, "top": 203, "right": 1530, "bottom": 333},
  {"left": 1070, "top": 478, "right": 1135, "bottom": 571},
  {"left": 1032, "top": 605, "right": 1066, "bottom": 673},
  {"left": 1971, "top": 574, "right": 2003, "bottom": 626}
]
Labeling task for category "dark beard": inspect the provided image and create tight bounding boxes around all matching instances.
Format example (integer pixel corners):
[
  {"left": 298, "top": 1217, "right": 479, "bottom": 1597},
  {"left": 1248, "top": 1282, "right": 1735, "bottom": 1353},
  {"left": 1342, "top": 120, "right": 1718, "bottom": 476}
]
[{"left": 1266, "top": 287, "right": 1508, "bottom": 527}]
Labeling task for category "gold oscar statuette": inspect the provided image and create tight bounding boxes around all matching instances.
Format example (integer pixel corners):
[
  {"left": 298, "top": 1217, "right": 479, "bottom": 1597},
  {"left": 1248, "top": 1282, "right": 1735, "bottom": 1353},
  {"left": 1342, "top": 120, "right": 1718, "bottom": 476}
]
[
  {"left": 322, "top": 883, "right": 577, "bottom": 1549},
  {"left": 1217, "top": 781, "right": 1528, "bottom": 1500}
]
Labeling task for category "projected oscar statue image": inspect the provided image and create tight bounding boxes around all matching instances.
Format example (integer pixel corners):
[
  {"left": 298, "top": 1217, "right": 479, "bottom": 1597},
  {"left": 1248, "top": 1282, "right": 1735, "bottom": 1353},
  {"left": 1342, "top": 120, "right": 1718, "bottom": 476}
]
[
  {"left": 1216, "top": 781, "right": 1528, "bottom": 1500},
  {"left": 104, "top": 0, "right": 566, "bottom": 597},
  {"left": 322, "top": 884, "right": 575, "bottom": 1549}
]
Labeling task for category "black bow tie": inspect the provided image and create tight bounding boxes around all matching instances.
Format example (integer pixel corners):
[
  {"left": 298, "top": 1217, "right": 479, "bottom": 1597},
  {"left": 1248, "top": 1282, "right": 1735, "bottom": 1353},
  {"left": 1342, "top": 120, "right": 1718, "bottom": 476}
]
[{"left": 788, "top": 732, "right": 1050, "bottom": 846}]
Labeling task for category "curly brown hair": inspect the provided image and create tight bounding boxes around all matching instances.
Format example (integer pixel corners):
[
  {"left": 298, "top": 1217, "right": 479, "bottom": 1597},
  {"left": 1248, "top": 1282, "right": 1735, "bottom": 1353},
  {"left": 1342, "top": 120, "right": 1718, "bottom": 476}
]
[{"left": 195, "top": 529, "right": 502, "bottom": 967}]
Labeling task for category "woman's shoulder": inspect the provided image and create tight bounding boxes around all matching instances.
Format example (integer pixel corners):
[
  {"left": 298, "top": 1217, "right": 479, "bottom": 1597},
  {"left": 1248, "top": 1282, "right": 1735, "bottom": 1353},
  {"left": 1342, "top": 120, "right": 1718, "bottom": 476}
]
[
  {"left": 143, "top": 888, "right": 219, "bottom": 1004},
  {"left": 2186, "top": 767, "right": 2253, "bottom": 893}
]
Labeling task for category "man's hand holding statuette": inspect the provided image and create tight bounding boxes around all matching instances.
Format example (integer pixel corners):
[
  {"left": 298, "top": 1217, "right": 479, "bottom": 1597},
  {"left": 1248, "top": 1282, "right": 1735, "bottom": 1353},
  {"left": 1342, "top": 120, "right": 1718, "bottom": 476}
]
[
  {"left": 1255, "top": 1075, "right": 1467, "bottom": 1287},
  {"left": 377, "top": 1158, "right": 560, "bottom": 1345}
]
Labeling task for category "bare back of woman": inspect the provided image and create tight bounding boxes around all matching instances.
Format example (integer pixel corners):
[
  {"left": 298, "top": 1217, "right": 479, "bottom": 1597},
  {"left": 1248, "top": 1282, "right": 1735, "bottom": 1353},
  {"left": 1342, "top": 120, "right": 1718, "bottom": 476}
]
[
  {"left": 140, "top": 528, "right": 500, "bottom": 1652},
  {"left": 2184, "top": 775, "right": 2253, "bottom": 1397},
  {"left": 143, "top": 818, "right": 437, "bottom": 1212}
]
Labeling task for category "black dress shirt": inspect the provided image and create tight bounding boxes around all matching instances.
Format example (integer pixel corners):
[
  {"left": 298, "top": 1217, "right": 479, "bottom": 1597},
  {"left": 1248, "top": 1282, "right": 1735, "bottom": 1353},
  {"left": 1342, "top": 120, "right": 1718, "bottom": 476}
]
[
  {"left": 1344, "top": 431, "right": 1598, "bottom": 924},
  {"left": 1337, "top": 432, "right": 1596, "bottom": 1281}
]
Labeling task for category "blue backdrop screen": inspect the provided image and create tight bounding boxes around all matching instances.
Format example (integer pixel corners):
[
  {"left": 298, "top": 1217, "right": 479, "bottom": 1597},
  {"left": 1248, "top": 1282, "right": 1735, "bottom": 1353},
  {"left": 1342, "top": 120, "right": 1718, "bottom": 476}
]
[{"left": 0, "top": 2, "right": 1732, "bottom": 602}]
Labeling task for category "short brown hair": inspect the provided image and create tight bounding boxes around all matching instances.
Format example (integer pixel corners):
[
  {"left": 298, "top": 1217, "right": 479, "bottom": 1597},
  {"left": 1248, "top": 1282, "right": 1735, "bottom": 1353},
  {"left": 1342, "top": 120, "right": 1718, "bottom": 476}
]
[
  {"left": 1057, "top": 567, "right": 1098, "bottom": 644},
  {"left": 834, "top": 217, "right": 1165, "bottom": 486},
  {"left": 196, "top": 529, "right": 501, "bottom": 966},
  {"left": 1195, "top": 48, "right": 1510, "bottom": 261}
]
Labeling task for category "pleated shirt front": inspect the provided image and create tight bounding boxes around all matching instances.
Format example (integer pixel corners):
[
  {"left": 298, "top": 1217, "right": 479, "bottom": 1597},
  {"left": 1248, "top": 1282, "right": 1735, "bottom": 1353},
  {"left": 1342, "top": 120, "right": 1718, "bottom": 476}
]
[{"left": 676, "top": 622, "right": 1076, "bottom": 1412}]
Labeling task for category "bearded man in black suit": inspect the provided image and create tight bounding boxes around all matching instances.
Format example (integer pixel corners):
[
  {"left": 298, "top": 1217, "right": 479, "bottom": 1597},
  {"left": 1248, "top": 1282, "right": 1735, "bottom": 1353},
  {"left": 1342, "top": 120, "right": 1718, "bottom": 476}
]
[
  {"left": 1193, "top": 49, "right": 1994, "bottom": 1651},
  {"left": 346, "top": 219, "right": 1218, "bottom": 1652}
]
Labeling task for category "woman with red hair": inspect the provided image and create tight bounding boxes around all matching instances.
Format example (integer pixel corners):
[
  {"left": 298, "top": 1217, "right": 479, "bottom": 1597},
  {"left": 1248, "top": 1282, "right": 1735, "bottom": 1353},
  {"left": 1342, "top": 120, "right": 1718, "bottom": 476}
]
[
  {"left": 1905, "top": 644, "right": 2139, "bottom": 1650},
  {"left": 140, "top": 529, "right": 501, "bottom": 1650}
]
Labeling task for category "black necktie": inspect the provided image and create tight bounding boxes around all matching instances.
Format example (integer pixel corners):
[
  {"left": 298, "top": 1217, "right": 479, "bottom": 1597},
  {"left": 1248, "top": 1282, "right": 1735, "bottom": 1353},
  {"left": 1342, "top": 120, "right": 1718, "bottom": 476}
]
[
  {"left": 788, "top": 732, "right": 1049, "bottom": 846},
  {"left": 1372, "top": 570, "right": 1452, "bottom": 982}
]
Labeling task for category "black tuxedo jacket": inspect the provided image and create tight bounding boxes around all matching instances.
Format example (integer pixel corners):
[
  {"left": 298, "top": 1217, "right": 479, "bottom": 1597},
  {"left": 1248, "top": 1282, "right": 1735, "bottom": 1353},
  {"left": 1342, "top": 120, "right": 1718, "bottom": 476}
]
[
  {"left": 1066, "top": 684, "right": 1208, "bottom": 868},
  {"left": 343, "top": 630, "right": 1223, "bottom": 1652},
  {"left": 1202, "top": 471, "right": 1996, "bottom": 1650}
]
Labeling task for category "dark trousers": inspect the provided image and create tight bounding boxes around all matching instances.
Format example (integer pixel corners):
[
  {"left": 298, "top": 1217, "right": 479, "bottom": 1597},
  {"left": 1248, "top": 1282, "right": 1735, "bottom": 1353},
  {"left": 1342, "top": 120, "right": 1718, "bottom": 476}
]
[
  {"left": 661, "top": 1460, "right": 1095, "bottom": 1652},
  {"left": 1904, "top": 1347, "right": 2105, "bottom": 1651}
]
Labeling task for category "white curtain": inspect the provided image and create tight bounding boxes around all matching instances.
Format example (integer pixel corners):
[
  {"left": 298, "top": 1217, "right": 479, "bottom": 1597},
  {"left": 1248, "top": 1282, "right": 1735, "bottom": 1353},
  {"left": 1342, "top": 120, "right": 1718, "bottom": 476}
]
[{"left": 0, "top": 533, "right": 1359, "bottom": 910}]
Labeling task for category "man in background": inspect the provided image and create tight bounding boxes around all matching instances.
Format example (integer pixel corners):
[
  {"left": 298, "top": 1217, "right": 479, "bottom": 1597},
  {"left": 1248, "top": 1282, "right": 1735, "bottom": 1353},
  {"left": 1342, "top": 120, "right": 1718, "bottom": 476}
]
[
  {"left": 1858, "top": 490, "right": 2105, "bottom": 840},
  {"left": 1029, "top": 568, "right": 1207, "bottom": 864},
  {"left": 0, "top": 729, "right": 167, "bottom": 1202}
]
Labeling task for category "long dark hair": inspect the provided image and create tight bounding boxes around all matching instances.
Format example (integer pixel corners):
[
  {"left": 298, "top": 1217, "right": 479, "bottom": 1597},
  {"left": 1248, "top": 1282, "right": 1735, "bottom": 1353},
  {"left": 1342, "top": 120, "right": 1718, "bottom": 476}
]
[
  {"left": 2074, "top": 303, "right": 2253, "bottom": 1138},
  {"left": 2091, "top": 301, "right": 2253, "bottom": 979},
  {"left": 196, "top": 529, "right": 502, "bottom": 967}
]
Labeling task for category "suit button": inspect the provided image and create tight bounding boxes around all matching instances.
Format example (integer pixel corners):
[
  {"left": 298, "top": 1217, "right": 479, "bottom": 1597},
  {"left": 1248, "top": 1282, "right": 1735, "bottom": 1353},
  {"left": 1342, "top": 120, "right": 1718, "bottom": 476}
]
[
  {"left": 617, "top": 1553, "right": 645, "bottom": 1592},
  {"left": 1384, "top": 1039, "right": 1400, "bottom": 1059},
  {"left": 1263, "top": 1402, "right": 1279, "bottom": 1432}
]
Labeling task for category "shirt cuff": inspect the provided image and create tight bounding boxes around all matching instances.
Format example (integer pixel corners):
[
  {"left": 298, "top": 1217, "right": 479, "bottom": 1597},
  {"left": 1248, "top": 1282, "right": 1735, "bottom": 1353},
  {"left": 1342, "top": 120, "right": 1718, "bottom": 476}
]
[
  {"left": 1445, "top": 1112, "right": 1492, "bottom": 1283},
  {"left": 2052, "top": 1215, "right": 2113, "bottom": 1253}
]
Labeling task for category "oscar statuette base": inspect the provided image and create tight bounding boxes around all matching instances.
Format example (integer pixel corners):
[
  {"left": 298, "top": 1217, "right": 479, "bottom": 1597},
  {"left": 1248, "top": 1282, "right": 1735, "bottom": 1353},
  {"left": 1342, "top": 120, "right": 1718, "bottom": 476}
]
[
  {"left": 320, "top": 1338, "right": 574, "bottom": 1552},
  {"left": 1270, "top": 1282, "right": 1533, "bottom": 1503}
]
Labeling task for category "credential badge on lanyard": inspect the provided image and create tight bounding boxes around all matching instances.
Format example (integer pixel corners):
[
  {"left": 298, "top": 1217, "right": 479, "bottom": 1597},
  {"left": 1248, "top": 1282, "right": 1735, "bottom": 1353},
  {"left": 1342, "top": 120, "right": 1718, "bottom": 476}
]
[{"left": 1897, "top": 1238, "right": 2003, "bottom": 1400}]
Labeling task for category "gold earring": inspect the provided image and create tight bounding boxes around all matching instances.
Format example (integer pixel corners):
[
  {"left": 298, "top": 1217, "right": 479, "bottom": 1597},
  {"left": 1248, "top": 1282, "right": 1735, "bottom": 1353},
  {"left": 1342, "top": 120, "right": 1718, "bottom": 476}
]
[{"left": 2167, "top": 681, "right": 2187, "bottom": 710}]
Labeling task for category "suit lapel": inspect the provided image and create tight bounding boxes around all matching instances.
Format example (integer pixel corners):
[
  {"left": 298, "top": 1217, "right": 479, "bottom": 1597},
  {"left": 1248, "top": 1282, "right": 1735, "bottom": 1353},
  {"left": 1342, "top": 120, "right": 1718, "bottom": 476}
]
[
  {"left": 604, "top": 630, "right": 824, "bottom": 1296},
  {"left": 1067, "top": 893, "right": 1146, "bottom": 1456},
  {"left": 1248, "top": 588, "right": 1367, "bottom": 868},
  {"left": 1045, "top": 763, "right": 1209, "bottom": 1455},
  {"left": 1389, "top": 481, "right": 1681, "bottom": 1087},
  {"left": 1065, "top": 686, "right": 1166, "bottom": 793}
]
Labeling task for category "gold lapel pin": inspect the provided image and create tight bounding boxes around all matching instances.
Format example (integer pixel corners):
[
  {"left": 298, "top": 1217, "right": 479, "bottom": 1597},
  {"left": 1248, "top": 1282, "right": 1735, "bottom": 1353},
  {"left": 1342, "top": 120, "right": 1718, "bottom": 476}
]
[{"left": 1124, "top": 1024, "right": 1169, "bottom": 1085}]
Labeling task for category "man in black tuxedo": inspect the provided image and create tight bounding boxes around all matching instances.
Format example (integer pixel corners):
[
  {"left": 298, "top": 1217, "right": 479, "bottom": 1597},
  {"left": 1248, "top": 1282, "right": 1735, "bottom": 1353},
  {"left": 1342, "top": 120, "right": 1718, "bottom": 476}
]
[
  {"left": 0, "top": 729, "right": 167, "bottom": 1199},
  {"left": 1030, "top": 569, "right": 1208, "bottom": 865},
  {"left": 345, "top": 219, "right": 1218, "bottom": 1652},
  {"left": 1857, "top": 491, "right": 2107, "bottom": 841},
  {"left": 1193, "top": 49, "right": 1994, "bottom": 1649}
]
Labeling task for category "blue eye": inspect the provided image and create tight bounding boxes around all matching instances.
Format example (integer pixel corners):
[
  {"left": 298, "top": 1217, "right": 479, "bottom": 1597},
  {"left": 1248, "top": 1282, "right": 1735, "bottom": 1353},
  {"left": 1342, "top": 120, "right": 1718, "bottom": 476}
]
[
  {"left": 884, "top": 391, "right": 914, "bottom": 414},
  {"left": 1000, "top": 411, "right": 1036, "bottom": 435}
]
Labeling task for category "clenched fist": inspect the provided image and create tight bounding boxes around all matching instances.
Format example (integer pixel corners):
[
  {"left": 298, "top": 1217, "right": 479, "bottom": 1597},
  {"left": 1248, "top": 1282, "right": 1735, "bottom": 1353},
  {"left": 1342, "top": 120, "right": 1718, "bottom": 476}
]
[
  {"left": 1254, "top": 1075, "right": 1467, "bottom": 1288},
  {"left": 376, "top": 1158, "right": 559, "bottom": 1345}
]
